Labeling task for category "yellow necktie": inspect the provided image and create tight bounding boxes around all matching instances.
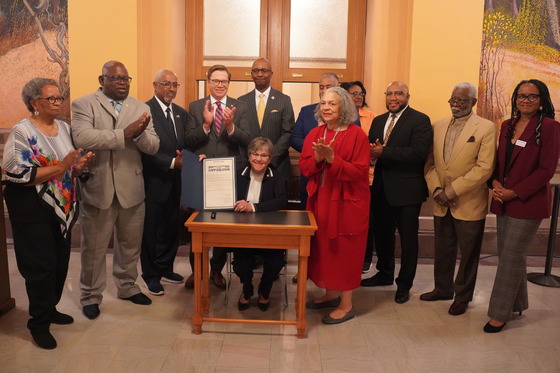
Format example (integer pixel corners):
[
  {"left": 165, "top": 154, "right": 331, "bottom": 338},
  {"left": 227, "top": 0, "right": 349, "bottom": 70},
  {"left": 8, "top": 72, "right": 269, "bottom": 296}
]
[{"left": 257, "top": 93, "right": 265, "bottom": 127}]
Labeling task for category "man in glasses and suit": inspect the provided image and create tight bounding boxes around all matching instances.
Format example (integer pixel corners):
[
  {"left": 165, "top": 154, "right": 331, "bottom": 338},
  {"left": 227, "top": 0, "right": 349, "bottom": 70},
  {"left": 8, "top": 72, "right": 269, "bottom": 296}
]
[
  {"left": 72, "top": 60, "right": 160, "bottom": 319},
  {"left": 185, "top": 64, "right": 251, "bottom": 289},
  {"left": 140, "top": 69, "right": 190, "bottom": 296}
]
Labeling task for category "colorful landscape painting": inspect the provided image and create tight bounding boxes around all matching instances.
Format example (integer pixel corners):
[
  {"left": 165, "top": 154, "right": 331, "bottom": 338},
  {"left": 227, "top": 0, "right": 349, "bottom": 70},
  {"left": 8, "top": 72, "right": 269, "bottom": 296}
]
[
  {"left": 478, "top": 0, "right": 560, "bottom": 124},
  {"left": 0, "top": 0, "right": 68, "bottom": 128}
]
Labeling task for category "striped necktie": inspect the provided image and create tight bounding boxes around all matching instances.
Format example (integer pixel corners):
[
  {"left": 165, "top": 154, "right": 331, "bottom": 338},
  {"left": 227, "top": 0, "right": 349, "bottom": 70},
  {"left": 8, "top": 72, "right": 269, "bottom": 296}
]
[
  {"left": 166, "top": 107, "right": 177, "bottom": 140},
  {"left": 214, "top": 101, "right": 223, "bottom": 135},
  {"left": 384, "top": 114, "right": 397, "bottom": 143}
]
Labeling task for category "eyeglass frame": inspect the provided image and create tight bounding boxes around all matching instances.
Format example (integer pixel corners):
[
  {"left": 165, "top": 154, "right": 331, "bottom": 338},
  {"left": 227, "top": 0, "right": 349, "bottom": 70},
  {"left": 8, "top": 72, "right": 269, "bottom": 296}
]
[
  {"left": 350, "top": 92, "right": 365, "bottom": 98},
  {"left": 37, "top": 96, "right": 65, "bottom": 104},
  {"left": 209, "top": 79, "right": 230, "bottom": 86},
  {"left": 155, "top": 81, "right": 180, "bottom": 88},
  {"left": 250, "top": 152, "right": 271, "bottom": 160},
  {"left": 102, "top": 75, "right": 133, "bottom": 84},
  {"left": 251, "top": 68, "right": 272, "bottom": 74},
  {"left": 515, "top": 94, "right": 540, "bottom": 102},
  {"left": 448, "top": 96, "right": 472, "bottom": 105}
]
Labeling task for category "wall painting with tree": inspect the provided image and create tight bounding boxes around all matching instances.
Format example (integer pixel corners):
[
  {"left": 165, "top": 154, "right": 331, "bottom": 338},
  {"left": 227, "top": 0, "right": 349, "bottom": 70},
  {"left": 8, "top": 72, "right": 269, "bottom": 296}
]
[{"left": 0, "top": 0, "right": 68, "bottom": 128}]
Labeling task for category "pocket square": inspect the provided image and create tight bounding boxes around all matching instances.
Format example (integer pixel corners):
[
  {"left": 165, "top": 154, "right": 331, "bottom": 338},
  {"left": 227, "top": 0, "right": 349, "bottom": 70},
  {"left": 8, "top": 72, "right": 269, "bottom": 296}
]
[
  {"left": 467, "top": 136, "right": 475, "bottom": 142},
  {"left": 271, "top": 109, "right": 279, "bottom": 113}
]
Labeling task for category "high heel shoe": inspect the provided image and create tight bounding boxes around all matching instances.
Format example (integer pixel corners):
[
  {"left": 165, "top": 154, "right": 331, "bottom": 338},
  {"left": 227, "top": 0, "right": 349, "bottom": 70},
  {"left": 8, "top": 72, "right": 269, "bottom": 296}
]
[
  {"left": 483, "top": 321, "right": 507, "bottom": 333},
  {"left": 238, "top": 294, "right": 250, "bottom": 311},
  {"left": 257, "top": 293, "right": 270, "bottom": 312}
]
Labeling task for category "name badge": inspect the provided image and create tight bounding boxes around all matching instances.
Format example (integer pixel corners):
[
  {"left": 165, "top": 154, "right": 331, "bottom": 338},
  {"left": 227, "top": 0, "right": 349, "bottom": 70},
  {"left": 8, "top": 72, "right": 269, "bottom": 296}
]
[{"left": 515, "top": 139, "right": 527, "bottom": 147}]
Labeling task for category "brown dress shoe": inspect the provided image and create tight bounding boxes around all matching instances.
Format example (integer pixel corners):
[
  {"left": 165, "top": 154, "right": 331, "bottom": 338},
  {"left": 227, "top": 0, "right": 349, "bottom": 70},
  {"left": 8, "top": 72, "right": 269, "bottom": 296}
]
[
  {"left": 419, "top": 290, "right": 453, "bottom": 301},
  {"left": 184, "top": 273, "right": 195, "bottom": 289},
  {"left": 448, "top": 300, "right": 469, "bottom": 316},
  {"left": 210, "top": 270, "right": 226, "bottom": 290}
]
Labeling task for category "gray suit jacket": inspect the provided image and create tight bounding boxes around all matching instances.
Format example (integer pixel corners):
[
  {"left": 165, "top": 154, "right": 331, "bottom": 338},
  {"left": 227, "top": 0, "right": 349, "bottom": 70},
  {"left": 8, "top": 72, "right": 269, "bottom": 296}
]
[
  {"left": 186, "top": 96, "right": 251, "bottom": 158},
  {"left": 72, "top": 88, "right": 160, "bottom": 210},
  {"left": 237, "top": 88, "right": 295, "bottom": 180}
]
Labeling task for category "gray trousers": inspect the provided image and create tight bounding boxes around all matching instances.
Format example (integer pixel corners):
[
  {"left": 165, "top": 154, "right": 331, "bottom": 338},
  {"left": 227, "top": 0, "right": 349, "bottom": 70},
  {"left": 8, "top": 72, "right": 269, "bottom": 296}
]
[
  {"left": 488, "top": 214, "right": 541, "bottom": 322},
  {"left": 79, "top": 198, "right": 145, "bottom": 305}
]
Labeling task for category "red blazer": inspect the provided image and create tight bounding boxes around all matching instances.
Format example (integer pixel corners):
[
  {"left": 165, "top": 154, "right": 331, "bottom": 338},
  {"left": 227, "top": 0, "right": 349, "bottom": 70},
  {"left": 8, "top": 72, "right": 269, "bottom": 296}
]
[{"left": 490, "top": 115, "right": 560, "bottom": 218}]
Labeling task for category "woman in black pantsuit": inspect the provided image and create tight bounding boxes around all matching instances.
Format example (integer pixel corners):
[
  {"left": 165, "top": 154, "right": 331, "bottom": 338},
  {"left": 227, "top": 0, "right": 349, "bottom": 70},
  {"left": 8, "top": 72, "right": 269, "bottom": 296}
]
[
  {"left": 2, "top": 78, "right": 93, "bottom": 349},
  {"left": 232, "top": 137, "right": 287, "bottom": 311}
]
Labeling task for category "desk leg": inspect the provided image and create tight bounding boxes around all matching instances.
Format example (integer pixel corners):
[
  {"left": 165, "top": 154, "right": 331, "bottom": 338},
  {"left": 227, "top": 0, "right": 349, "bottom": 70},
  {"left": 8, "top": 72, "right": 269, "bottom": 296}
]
[
  {"left": 202, "top": 246, "right": 211, "bottom": 313},
  {"left": 192, "top": 233, "right": 203, "bottom": 334},
  {"left": 296, "top": 254, "right": 308, "bottom": 339}
]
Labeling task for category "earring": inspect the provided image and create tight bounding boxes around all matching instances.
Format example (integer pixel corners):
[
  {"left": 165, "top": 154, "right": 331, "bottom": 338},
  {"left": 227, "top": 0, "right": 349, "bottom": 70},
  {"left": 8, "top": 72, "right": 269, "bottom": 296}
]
[
  {"left": 33, "top": 110, "right": 39, "bottom": 116},
  {"left": 539, "top": 106, "right": 543, "bottom": 111}
]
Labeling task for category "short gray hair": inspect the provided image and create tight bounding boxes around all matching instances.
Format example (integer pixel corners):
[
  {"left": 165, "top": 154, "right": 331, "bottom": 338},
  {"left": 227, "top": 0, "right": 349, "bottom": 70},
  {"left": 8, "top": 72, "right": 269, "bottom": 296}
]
[
  {"left": 453, "top": 82, "right": 477, "bottom": 99},
  {"left": 320, "top": 72, "right": 339, "bottom": 84},
  {"left": 22, "top": 78, "right": 59, "bottom": 113},
  {"left": 247, "top": 137, "right": 274, "bottom": 156},
  {"left": 314, "top": 87, "right": 358, "bottom": 125}
]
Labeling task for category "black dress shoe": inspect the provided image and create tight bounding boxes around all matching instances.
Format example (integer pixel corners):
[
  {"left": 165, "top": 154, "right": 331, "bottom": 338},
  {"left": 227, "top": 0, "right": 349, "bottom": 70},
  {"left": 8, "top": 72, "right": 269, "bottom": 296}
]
[
  {"left": 419, "top": 290, "right": 453, "bottom": 302},
  {"left": 122, "top": 293, "right": 152, "bottom": 305},
  {"left": 483, "top": 321, "right": 507, "bottom": 333},
  {"left": 83, "top": 304, "right": 100, "bottom": 320},
  {"left": 394, "top": 289, "right": 410, "bottom": 304},
  {"left": 322, "top": 308, "right": 356, "bottom": 324},
  {"left": 30, "top": 329, "right": 57, "bottom": 349},
  {"left": 238, "top": 294, "right": 250, "bottom": 311},
  {"left": 306, "top": 296, "right": 341, "bottom": 309},
  {"left": 448, "top": 300, "right": 468, "bottom": 316},
  {"left": 258, "top": 293, "right": 270, "bottom": 311},
  {"left": 51, "top": 310, "right": 74, "bottom": 325},
  {"left": 146, "top": 280, "right": 165, "bottom": 296},
  {"left": 361, "top": 274, "right": 393, "bottom": 287}
]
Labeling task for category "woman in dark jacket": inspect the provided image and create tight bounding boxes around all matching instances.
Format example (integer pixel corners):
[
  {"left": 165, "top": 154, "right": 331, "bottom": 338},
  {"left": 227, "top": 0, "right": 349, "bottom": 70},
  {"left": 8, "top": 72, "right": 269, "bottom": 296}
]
[{"left": 233, "top": 137, "right": 287, "bottom": 311}]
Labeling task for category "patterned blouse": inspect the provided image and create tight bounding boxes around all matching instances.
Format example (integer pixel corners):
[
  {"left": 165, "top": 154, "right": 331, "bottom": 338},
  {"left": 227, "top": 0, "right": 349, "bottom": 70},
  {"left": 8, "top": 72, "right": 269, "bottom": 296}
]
[{"left": 2, "top": 118, "right": 77, "bottom": 237}]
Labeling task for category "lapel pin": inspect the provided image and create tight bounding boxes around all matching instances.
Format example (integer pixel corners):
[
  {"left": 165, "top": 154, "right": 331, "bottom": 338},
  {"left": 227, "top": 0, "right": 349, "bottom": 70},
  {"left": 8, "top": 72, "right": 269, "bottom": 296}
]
[
  {"left": 271, "top": 96, "right": 275, "bottom": 100},
  {"left": 176, "top": 115, "right": 180, "bottom": 118},
  {"left": 125, "top": 104, "right": 129, "bottom": 108}
]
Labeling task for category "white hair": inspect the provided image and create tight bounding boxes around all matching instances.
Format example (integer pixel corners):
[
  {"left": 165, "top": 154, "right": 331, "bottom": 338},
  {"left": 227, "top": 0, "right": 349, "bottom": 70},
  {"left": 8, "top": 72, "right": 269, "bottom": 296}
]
[{"left": 453, "top": 82, "right": 477, "bottom": 98}]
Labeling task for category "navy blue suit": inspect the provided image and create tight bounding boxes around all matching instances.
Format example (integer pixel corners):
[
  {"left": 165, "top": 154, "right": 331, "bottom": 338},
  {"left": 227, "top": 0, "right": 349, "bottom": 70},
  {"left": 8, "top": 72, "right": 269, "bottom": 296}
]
[{"left": 289, "top": 103, "right": 318, "bottom": 209}]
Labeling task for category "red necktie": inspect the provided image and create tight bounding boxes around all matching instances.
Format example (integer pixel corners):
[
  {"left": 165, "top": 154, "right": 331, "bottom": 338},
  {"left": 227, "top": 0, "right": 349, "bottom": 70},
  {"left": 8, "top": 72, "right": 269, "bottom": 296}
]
[{"left": 214, "top": 101, "right": 223, "bottom": 135}]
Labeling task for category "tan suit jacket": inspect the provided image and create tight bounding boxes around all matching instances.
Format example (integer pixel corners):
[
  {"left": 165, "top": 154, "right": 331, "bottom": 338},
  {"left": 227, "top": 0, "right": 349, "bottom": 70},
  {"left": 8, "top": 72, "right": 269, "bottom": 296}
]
[
  {"left": 425, "top": 114, "right": 496, "bottom": 221},
  {"left": 72, "top": 89, "right": 160, "bottom": 210}
]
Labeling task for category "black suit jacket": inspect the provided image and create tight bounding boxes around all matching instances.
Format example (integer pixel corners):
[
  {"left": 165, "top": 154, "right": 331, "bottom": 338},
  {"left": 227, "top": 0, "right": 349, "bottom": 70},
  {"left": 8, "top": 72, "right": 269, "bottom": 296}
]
[
  {"left": 236, "top": 165, "right": 287, "bottom": 212},
  {"left": 237, "top": 88, "right": 295, "bottom": 181},
  {"left": 369, "top": 106, "right": 432, "bottom": 206},
  {"left": 142, "top": 97, "right": 189, "bottom": 203},
  {"left": 186, "top": 96, "right": 251, "bottom": 158}
]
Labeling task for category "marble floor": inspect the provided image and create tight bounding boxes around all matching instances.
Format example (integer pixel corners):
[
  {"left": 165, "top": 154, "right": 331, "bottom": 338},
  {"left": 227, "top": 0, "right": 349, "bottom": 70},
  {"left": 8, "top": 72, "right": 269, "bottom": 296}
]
[{"left": 1, "top": 248, "right": 559, "bottom": 373}]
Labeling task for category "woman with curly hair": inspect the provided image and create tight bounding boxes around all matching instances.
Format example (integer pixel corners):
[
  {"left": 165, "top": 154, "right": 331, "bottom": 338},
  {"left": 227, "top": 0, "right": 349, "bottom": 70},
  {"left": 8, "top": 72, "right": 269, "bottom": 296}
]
[{"left": 485, "top": 79, "right": 560, "bottom": 333}]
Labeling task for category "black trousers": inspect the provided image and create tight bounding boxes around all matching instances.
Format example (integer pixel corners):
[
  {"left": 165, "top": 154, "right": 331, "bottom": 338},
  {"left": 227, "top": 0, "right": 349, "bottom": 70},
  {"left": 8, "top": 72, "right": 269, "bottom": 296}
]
[
  {"left": 141, "top": 184, "right": 181, "bottom": 282},
  {"left": 364, "top": 184, "right": 376, "bottom": 265},
  {"left": 189, "top": 247, "right": 228, "bottom": 273},
  {"left": 233, "top": 249, "right": 285, "bottom": 299},
  {"left": 11, "top": 219, "right": 70, "bottom": 332},
  {"left": 372, "top": 184, "right": 422, "bottom": 290}
]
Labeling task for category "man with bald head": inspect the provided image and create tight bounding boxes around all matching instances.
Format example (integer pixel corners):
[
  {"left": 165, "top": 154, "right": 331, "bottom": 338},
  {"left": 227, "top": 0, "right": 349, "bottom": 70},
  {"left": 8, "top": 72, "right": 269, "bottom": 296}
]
[
  {"left": 238, "top": 57, "right": 295, "bottom": 181},
  {"left": 140, "top": 69, "right": 190, "bottom": 296},
  {"left": 361, "top": 81, "right": 432, "bottom": 305},
  {"left": 72, "top": 61, "right": 160, "bottom": 319}
]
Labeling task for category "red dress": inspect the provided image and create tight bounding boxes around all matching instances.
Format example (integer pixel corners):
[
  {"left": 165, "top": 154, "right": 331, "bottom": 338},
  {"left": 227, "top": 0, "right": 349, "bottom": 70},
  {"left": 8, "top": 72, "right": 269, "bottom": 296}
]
[{"left": 299, "top": 124, "right": 370, "bottom": 291}]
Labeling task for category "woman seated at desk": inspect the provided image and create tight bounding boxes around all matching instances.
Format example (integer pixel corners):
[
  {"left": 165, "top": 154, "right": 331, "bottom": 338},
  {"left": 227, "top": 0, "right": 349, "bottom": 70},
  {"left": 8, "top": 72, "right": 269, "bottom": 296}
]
[{"left": 233, "top": 137, "right": 287, "bottom": 311}]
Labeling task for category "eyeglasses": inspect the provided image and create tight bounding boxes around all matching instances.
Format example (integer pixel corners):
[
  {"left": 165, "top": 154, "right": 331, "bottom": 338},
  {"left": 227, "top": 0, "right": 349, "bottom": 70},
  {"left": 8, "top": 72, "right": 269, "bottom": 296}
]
[
  {"left": 37, "top": 96, "right": 65, "bottom": 104},
  {"left": 155, "top": 81, "right": 180, "bottom": 88},
  {"left": 209, "top": 79, "right": 229, "bottom": 86},
  {"left": 250, "top": 152, "right": 271, "bottom": 159},
  {"left": 516, "top": 94, "right": 540, "bottom": 102},
  {"left": 103, "top": 75, "right": 132, "bottom": 84},
  {"left": 251, "top": 68, "right": 272, "bottom": 74},
  {"left": 350, "top": 92, "right": 365, "bottom": 97},
  {"left": 448, "top": 97, "right": 471, "bottom": 105},
  {"left": 385, "top": 91, "right": 406, "bottom": 97}
]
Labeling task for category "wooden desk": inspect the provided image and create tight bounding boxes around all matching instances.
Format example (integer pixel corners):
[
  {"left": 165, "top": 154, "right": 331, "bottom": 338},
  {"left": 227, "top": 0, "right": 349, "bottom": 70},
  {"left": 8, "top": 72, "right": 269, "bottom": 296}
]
[{"left": 186, "top": 210, "right": 317, "bottom": 338}]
